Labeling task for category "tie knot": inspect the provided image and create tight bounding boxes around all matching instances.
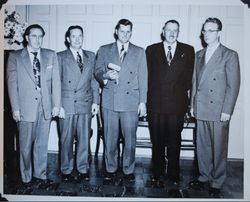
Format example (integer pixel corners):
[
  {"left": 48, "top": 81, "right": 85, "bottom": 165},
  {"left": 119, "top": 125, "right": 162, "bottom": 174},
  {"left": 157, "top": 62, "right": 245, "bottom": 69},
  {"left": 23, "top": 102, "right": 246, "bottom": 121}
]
[
  {"left": 168, "top": 46, "right": 171, "bottom": 51},
  {"left": 31, "top": 52, "right": 38, "bottom": 57}
]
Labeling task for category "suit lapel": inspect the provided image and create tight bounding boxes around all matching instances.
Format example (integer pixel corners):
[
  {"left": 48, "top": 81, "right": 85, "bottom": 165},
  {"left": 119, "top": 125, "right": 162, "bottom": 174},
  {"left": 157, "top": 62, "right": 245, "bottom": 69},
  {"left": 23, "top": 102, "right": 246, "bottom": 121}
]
[
  {"left": 39, "top": 49, "right": 47, "bottom": 89},
  {"left": 198, "top": 45, "right": 223, "bottom": 86},
  {"left": 21, "top": 48, "right": 36, "bottom": 83}
]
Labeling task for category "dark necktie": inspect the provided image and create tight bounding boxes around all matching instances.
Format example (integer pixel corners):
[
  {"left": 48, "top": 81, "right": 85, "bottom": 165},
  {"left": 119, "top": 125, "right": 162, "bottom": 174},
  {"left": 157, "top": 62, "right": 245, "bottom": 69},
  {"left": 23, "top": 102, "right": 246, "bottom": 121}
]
[
  {"left": 31, "top": 52, "right": 41, "bottom": 89},
  {"left": 166, "top": 46, "right": 172, "bottom": 66},
  {"left": 77, "top": 51, "right": 83, "bottom": 73},
  {"left": 120, "top": 45, "right": 126, "bottom": 63}
]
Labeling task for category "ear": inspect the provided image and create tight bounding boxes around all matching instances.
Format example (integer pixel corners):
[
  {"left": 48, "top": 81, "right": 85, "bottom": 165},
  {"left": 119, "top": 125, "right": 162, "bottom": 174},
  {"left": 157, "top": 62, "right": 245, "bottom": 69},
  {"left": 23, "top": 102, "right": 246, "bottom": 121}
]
[
  {"left": 66, "top": 37, "right": 70, "bottom": 43},
  {"left": 25, "top": 35, "right": 29, "bottom": 42}
]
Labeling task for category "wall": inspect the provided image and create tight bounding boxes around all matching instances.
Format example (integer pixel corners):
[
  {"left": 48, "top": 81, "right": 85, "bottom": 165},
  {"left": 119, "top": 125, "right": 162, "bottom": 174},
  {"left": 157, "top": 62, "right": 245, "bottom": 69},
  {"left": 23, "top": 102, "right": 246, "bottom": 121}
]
[{"left": 6, "top": 2, "right": 245, "bottom": 159}]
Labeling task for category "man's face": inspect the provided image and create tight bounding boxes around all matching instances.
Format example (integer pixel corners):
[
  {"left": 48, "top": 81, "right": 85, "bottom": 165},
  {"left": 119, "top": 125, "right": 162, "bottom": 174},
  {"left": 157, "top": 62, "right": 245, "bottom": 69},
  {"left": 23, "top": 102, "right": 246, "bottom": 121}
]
[
  {"left": 163, "top": 22, "right": 179, "bottom": 44},
  {"left": 116, "top": 24, "right": 132, "bottom": 44},
  {"left": 67, "top": 28, "right": 83, "bottom": 50},
  {"left": 202, "top": 22, "right": 220, "bottom": 45},
  {"left": 26, "top": 28, "right": 44, "bottom": 51}
]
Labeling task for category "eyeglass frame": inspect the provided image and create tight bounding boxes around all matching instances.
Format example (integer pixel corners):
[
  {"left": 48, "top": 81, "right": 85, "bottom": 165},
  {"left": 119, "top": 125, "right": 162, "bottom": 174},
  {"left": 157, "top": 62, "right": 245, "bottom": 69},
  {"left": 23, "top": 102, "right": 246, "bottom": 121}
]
[{"left": 202, "top": 29, "right": 219, "bottom": 34}]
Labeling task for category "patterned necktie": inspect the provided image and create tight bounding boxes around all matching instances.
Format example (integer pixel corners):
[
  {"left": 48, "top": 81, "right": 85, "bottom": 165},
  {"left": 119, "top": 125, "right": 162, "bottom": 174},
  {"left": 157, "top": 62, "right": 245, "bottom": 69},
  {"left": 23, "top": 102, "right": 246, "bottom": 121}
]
[
  {"left": 166, "top": 46, "right": 172, "bottom": 66},
  {"left": 77, "top": 51, "right": 83, "bottom": 73},
  {"left": 31, "top": 52, "right": 41, "bottom": 89},
  {"left": 120, "top": 45, "right": 126, "bottom": 63}
]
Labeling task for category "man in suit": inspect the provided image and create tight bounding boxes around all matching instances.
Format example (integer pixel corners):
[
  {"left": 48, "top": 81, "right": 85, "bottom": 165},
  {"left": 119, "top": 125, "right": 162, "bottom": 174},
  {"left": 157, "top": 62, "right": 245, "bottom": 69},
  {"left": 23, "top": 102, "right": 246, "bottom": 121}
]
[
  {"left": 57, "top": 25, "right": 99, "bottom": 182},
  {"left": 6, "top": 24, "right": 61, "bottom": 187},
  {"left": 189, "top": 18, "right": 240, "bottom": 198},
  {"left": 146, "top": 20, "right": 195, "bottom": 184},
  {"left": 95, "top": 19, "right": 147, "bottom": 181}
]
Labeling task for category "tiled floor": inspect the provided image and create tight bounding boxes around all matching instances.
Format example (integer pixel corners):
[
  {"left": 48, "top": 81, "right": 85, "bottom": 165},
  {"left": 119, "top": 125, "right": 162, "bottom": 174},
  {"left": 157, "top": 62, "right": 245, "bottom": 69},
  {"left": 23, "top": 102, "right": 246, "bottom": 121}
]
[{"left": 3, "top": 153, "right": 243, "bottom": 199}]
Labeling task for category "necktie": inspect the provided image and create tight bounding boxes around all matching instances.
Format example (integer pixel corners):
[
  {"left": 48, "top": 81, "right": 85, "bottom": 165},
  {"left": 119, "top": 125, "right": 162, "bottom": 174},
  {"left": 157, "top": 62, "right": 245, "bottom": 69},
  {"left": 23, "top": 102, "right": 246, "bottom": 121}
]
[
  {"left": 31, "top": 52, "right": 41, "bottom": 89},
  {"left": 166, "top": 46, "right": 172, "bottom": 66},
  {"left": 120, "top": 45, "right": 126, "bottom": 63},
  {"left": 77, "top": 51, "right": 83, "bottom": 73}
]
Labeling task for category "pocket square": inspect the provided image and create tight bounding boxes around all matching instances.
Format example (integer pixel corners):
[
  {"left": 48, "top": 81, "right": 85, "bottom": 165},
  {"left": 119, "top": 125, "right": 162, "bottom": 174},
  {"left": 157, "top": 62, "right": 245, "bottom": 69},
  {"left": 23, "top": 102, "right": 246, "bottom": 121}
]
[
  {"left": 181, "top": 53, "right": 185, "bottom": 58},
  {"left": 47, "top": 65, "right": 53, "bottom": 69}
]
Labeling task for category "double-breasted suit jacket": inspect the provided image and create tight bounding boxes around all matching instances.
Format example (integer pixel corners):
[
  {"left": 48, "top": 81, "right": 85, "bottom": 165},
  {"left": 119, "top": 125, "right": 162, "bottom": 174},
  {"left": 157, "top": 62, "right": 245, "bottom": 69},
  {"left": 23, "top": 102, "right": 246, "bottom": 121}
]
[
  {"left": 57, "top": 49, "right": 99, "bottom": 175},
  {"left": 7, "top": 48, "right": 61, "bottom": 122},
  {"left": 95, "top": 42, "right": 147, "bottom": 112},
  {"left": 94, "top": 42, "right": 147, "bottom": 174},
  {"left": 146, "top": 42, "right": 195, "bottom": 115},
  {"left": 57, "top": 49, "right": 99, "bottom": 114},
  {"left": 191, "top": 44, "right": 240, "bottom": 121}
]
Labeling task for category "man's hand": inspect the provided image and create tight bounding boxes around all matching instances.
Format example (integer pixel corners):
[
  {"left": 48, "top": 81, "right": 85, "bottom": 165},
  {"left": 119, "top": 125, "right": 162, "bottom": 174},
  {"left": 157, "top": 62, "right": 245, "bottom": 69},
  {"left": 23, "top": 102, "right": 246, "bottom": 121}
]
[
  {"left": 220, "top": 112, "right": 231, "bottom": 122},
  {"left": 13, "top": 110, "right": 21, "bottom": 122},
  {"left": 58, "top": 107, "right": 65, "bottom": 119},
  {"left": 91, "top": 103, "right": 99, "bottom": 116},
  {"left": 138, "top": 102, "right": 147, "bottom": 117},
  {"left": 52, "top": 107, "right": 60, "bottom": 117},
  {"left": 103, "top": 70, "right": 119, "bottom": 80},
  {"left": 190, "top": 108, "right": 194, "bottom": 117}
]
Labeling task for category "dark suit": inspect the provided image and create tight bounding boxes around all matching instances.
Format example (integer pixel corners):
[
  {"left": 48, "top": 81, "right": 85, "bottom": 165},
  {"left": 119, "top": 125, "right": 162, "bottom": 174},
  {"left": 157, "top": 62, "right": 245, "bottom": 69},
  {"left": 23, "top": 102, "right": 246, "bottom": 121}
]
[
  {"left": 7, "top": 48, "right": 61, "bottom": 183},
  {"left": 57, "top": 49, "right": 99, "bottom": 175},
  {"left": 146, "top": 41, "right": 194, "bottom": 180}
]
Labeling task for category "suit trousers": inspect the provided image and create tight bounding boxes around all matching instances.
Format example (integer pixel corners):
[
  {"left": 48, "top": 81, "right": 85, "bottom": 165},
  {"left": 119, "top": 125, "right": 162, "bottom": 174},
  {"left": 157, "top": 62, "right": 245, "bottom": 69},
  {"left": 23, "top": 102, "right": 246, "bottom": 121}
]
[
  {"left": 59, "top": 113, "right": 92, "bottom": 174},
  {"left": 196, "top": 120, "right": 229, "bottom": 189},
  {"left": 102, "top": 108, "right": 138, "bottom": 174},
  {"left": 148, "top": 112, "right": 184, "bottom": 180},
  {"left": 18, "top": 109, "right": 51, "bottom": 183}
]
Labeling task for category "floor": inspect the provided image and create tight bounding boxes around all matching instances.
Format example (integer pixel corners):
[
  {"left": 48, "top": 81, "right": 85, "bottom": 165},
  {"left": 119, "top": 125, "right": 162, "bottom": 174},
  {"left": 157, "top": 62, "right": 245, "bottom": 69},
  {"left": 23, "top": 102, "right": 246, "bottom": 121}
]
[{"left": 3, "top": 153, "right": 243, "bottom": 200}]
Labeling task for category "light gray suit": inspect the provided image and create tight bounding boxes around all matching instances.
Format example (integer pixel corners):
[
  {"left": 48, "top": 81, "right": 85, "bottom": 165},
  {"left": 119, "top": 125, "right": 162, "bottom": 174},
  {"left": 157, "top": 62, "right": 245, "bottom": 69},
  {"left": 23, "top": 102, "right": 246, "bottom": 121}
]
[
  {"left": 7, "top": 47, "right": 61, "bottom": 183},
  {"left": 57, "top": 49, "right": 99, "bottom": 175},
  {"left": 95, "top": 42, "right": 147, "bottom": 174},
  {"left": 191, "top": 44, "right": 240, "bottom": 188}
]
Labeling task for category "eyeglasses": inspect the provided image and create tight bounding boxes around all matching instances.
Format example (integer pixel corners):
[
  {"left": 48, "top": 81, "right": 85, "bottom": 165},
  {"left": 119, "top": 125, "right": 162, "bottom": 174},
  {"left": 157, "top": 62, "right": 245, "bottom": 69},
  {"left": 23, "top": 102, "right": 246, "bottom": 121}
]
[{"left": 202, "top": 29, "right": 219, "bottom": 34}]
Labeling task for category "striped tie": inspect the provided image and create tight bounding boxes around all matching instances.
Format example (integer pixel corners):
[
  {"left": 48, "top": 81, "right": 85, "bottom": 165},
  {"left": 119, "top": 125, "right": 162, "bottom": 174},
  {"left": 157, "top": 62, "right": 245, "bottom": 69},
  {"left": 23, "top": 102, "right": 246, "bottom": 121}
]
[{"left": 120, "top": 45, "right": 126, "bottom": 62}]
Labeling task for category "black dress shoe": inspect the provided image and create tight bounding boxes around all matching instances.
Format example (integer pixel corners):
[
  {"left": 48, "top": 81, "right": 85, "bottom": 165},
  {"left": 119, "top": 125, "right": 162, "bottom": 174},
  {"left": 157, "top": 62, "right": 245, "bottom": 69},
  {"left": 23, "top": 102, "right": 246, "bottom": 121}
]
[
  {"left": 104, "top": 172, "right": 116, "bottom": 180},
  {"left": 188, "top": 180, "right": 206, "bottom": 190},
  {"left": 209, "top": 187, "right": 223, "bottom": 198},
  {"left": 61, "top": 173, "right": 73, "bottom": 182},
  {"left": 123, "top": 173, "right": 135, "bottom": 182},
  {"left": 78, "top": 173, "right": 90, "bottom": 181},
  {"left": 32, "top": 177, "right": 55, "bottom": 189}
]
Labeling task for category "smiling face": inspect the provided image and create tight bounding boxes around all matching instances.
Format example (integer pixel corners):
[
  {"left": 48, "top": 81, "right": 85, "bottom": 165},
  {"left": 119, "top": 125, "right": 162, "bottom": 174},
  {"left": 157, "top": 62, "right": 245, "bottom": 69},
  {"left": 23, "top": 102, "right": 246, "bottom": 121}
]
[
  {"left": 67, "top": 28, "right": 83, "bottom": 50},
  {"left": 116, "top": 24, "right": 132, "bottom": 44},
  {"left": 203, "top": 22, "right": 221, "bottom": 46},
  {"left": 163, "top": 22, "right": 179, "bottom": 45},
  {"left": 26, "top": 28, "right": 44, "bottom": 51}
]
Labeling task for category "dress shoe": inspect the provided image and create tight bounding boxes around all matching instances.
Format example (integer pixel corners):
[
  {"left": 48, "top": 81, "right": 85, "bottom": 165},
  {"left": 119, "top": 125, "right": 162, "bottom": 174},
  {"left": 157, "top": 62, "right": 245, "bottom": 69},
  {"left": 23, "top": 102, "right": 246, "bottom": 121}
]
[
  {"left": 209, "top": 187, "right": 223, "bottom": 198},
  {"left": 17, "top": 182, "right": 33, "bottom": 195},
  {"left": 32, "top": 177, "right": 55, "bottom": 189},
  {"left": 61, "top": 173, "right": 73, "bottom": 182},
  {"left": 123, "top": 173, "right": 135, "bottom": 182},
  {"left": 104, "top": 172, "right": 116, "bottom": 181},
  {"left": 78, "top": 172, "right": 90, "bottom": 181},
  {"left": 188, "top": 180, "right": 206, "bottom": 190}
]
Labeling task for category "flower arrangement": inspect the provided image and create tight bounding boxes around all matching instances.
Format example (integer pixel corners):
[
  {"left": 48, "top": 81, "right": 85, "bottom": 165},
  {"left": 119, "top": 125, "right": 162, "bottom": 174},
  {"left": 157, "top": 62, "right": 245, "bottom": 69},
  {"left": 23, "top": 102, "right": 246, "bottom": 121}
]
[{"left": 4, "top": 10, "right": 27, "bottom": 45}]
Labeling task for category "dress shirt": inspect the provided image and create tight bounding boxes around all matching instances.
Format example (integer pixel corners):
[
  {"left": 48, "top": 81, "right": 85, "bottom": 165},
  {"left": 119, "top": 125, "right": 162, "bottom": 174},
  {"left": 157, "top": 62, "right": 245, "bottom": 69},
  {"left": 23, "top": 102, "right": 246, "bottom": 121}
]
[
  {"left": 163, "top": 41, "right": 177, "bottom": 60},
  {"left": 205, "top": 42, "right": 220, "bottom": 64}
]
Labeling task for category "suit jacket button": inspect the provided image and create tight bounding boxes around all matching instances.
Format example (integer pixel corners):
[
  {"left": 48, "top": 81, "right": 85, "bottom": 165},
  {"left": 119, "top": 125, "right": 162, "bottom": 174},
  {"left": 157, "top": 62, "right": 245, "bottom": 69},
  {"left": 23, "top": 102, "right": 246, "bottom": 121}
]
[
  {"left": 130, "top": 72, "right": 132, "bottom": 74},
  {"left": 127, "top": 82, "right": 130, "bottom": 84},
  {"left": 86, "top": 90, "right": 88, "bottom": 93},
  {"left": 213, "top": 78, "right": 216, "bottom": 80},
  {"left": 210, "top": 101, "right": 213, "bottom": 103},
  {"left": 126, "top": 92, "right": 129, "bottom": 94},
  {"left": 69, "top": 81, "right": 71, "bottom": 83},
  {"left": 74, "top": 100, "right": 77, "bottom": 103},
  {"left": 210, "top": 90, "right": 213, "bottom": 92},
  {"left": 74, "top": 90, "right": 77, "bottom": 93},
  {"left": 114, "top": 81, "right": 117, "bottom": 84},
  {"left": 35, "top": 98, "right": 38, "bottom": 100}
]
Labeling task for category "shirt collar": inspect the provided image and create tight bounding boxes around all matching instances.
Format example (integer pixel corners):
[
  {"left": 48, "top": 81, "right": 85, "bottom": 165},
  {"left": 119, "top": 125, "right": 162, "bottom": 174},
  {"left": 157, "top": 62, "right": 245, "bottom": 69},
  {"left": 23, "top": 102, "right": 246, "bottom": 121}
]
[
  {"left": 117, "top": 41, "right": 129, "bottom": 52},
  {"left": 207, "top": 42, "right": 220, "bottom": 52}
]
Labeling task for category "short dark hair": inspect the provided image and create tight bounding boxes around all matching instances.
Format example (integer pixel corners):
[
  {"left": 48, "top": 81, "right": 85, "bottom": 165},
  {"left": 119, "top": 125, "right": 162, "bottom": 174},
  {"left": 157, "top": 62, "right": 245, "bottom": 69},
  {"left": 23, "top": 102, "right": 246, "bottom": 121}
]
[
  {"left": 22, "top": 24, "right": 45, "bottom": 47},
  {"left": 203, "top": 17, "right": 222, "bottom": 31},
  {"left": 164, "top": 19, "right": 180, "bottom": 30},
  {"left": 64, "top": 25, "right": 84, "bottom": 48},
  {"left": 114, "top": 19, "right": 133, "bottom": 40}
]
